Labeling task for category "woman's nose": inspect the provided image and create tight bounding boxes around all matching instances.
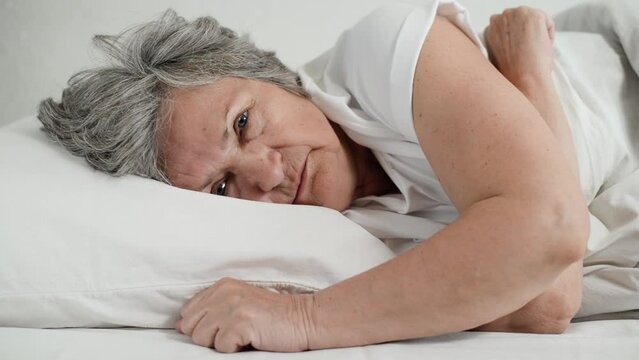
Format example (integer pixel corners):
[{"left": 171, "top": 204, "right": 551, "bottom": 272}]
[{"left": 238, "top": 145, "right": 285, "bottom": 195}]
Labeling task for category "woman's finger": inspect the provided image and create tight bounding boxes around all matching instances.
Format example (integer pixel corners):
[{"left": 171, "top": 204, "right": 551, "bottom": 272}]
[
  {"left": 180, "top": 292, "right": 205, "bottom": 316},
  {"left": 180, "top": 309, "right": 208, "bottom": 336},
  {"left": 191, "top": 318, "right": 220, "bottom": 348},
  {"left": 214, "top": 328, "right": 246, "bottom": 353},
  {"left": 545, "top": 14, "right": 555, "bottom": 42},
  {"left": 484, "top": 27, "right": 498, "bottom": 67}
]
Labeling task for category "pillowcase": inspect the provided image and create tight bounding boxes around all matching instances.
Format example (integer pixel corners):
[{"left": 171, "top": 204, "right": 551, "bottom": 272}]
[{"left": 0, "top": 116, "right": 395, "bottom": 328}]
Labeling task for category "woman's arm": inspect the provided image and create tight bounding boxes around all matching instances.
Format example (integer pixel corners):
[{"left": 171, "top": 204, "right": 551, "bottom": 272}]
[
  {"left": 174, "top": 15, "right": 590, "bottom": 352},
  {"left": 301, "top": 16, "right": 589, "bottom": 349},
  {"left": 484, "top": 7, "right": 581, "bottom": 180},
  {"left": 475, "top": 8, "right": 586, "bottom": 333}
]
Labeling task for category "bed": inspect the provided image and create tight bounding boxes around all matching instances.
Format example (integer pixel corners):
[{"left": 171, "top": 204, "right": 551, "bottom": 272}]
[
  {"left": 1, "top": 0, "right": 638, "bottom": 359},
  {"left": 1, "top": 319, "right": 639, "bottom": 360}
]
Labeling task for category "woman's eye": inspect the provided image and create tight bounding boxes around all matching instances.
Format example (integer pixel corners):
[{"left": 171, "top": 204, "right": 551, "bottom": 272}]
[
  {"left": 236, "top": 111, "right": 249, "bottom": 133},
  {"left": 214, "top": 180, "right": 227, "bottom": 196}
]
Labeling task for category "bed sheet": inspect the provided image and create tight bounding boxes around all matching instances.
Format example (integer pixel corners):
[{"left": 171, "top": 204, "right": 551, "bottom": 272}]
[{"left": 2, "top": 320, "right": 638, "bottom": 360}]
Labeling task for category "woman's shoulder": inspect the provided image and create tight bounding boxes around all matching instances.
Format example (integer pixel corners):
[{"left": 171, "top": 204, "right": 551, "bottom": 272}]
[
  {"left": 299, "top": 2, "right": 439, "bottom": 139},
  {"left": 299, "top": 1, "right": 483, "bottom": 143}
]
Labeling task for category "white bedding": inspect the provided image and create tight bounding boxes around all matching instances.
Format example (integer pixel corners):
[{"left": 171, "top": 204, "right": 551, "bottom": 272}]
[
  {"left": 2, "top": 319, "right": 638, "bottom": 360},
  {"left": 2, "top": 0, "right": 639, "bottom": 358},
  {"left": 550, "top": 0, "right": 639, "bottom": 318}
]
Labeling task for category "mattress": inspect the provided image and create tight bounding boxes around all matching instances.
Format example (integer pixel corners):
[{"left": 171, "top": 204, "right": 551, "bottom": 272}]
[{"left": 2, "top": 319, "right": 638, "bottom": 359}]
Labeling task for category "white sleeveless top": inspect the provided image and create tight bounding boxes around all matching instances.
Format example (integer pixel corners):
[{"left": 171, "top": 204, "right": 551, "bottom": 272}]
[{"left": 298, "top": 0, "right": 637, "bottom": 253}]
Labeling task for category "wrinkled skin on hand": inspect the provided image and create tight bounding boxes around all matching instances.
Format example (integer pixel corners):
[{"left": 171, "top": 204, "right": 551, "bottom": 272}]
[
  {"left": 484, "top": 6, "right": 556, "bottom": 85},
  {"left": 176, "top": 277, "right": 314, "bottom": 353}
]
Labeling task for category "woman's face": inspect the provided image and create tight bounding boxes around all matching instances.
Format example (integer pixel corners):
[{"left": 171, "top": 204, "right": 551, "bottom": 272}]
[{"left": 159, "top": 77, "right": 359, "bottom": 211}]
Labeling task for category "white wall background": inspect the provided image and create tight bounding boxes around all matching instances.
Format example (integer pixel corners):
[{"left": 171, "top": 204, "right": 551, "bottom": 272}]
[{"left": 0, "top": 0, "right": 588, "bottom": 126}]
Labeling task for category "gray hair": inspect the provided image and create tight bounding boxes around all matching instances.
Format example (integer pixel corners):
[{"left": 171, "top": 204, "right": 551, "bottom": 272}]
[{"left": 38, "top": 9, "right": 307, "bottom": 183}]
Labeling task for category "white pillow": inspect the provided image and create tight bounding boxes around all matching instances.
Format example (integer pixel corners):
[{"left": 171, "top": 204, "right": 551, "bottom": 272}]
[{"left": 0, "top": 116, "right": 395, "bottom": 328}]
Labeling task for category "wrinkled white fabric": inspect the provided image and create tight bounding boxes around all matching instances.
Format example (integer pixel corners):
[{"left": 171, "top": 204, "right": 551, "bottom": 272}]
[{"left": 553, "top": 0, "right": 639, "bottom": 317}]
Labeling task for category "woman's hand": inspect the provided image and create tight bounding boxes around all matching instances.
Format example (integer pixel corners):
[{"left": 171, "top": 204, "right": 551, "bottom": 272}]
[
  {"left": 175, "top": 278, "right": 313, "bottom": 353},
  {"left": 484, "top": 7, "right": 556, "bottom": 88}
]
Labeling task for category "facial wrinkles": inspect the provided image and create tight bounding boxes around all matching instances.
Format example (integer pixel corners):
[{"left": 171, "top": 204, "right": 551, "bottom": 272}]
[
  {"left": 233, "top": 144, "right": 299, "bottom": 203},
  {"left": 228, "top": 95, "right": 303, "bottom": 203},
  {"left": 281, "top": 146, "right": 311, "bottom": 203},
  {"left": 280, "top": 148, "right": 303, "bottom": 202},
  {"left": 163, "top": 99, "right": 234, "bottom": 192},
  {"left": 167, "top": 138, "right": 226, "bottom": 192},
  {"left": 230, "top": 82, "right": 305, "bottom": 202},
  {"left": 193, "top": 85, "right": 245, "bottom": 193},
  {"left": 165, "top": 78, "right": 340, "bottom": 207}
]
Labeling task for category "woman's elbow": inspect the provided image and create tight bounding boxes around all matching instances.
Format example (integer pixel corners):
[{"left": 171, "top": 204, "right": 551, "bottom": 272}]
[
  {"left": 542, "top": 195, "right": 590, "bottom": 266},
  {"left": 518, "top": 286, "right": 581, "bottom": 334},
  {"left": 512, "top": 196, "right": 588, "bottom": 334},
  {"left": 489, "top": 191, "right": 588, "bottom": 268}
]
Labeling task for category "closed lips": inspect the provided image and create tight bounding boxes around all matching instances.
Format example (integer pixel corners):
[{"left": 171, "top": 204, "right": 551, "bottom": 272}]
[{"left": 293, "top": 155, "right": 308, "bottom": 204}]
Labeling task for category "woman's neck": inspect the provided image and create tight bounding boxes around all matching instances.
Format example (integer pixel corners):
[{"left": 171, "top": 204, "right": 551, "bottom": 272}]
[
  {"left": 331, "top": 122, "right": 398, "bottom": 201},
  {"left": 352, "top": 144, "right": 398, "bottom": 199}
]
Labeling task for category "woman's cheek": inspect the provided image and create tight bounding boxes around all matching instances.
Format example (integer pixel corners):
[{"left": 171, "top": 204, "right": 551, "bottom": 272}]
[{"left": 313, "top": 159, "right": 355, "bottom": 211}]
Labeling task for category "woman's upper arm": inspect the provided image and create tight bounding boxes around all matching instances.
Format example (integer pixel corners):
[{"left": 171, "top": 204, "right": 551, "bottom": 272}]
[{"left": 412, "top": 17, "right": 583, "bottom": 215}]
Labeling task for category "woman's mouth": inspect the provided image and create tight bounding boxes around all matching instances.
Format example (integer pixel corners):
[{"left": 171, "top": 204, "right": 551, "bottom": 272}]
[{"left": 293, "top": 156, "right": 308, "bottom": 204}]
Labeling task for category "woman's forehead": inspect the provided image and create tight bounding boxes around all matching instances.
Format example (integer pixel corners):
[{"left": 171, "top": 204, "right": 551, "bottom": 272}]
[
  {"left": 164, "top": 82, "right": 236, "bottom": 139},
  {"left": 167, "top": 79, "right": 256, "bottom": 132},
  {"left": 159, "top": 84, "right": 234, "bottom": 188}
]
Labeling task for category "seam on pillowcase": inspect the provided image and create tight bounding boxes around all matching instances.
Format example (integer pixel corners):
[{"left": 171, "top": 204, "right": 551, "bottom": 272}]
[{"left": 0, "top": 279, "right": 320, "bottom": 297}]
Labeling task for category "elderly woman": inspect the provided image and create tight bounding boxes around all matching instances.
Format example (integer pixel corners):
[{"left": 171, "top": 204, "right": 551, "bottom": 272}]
[{"left": 39, "top": 0, "right": 619, "bottom": 353}]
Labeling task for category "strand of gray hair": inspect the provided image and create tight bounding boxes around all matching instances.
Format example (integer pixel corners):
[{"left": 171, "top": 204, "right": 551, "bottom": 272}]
[{"left": 38, "top": 9, "right": 307, "bottom": 183}]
